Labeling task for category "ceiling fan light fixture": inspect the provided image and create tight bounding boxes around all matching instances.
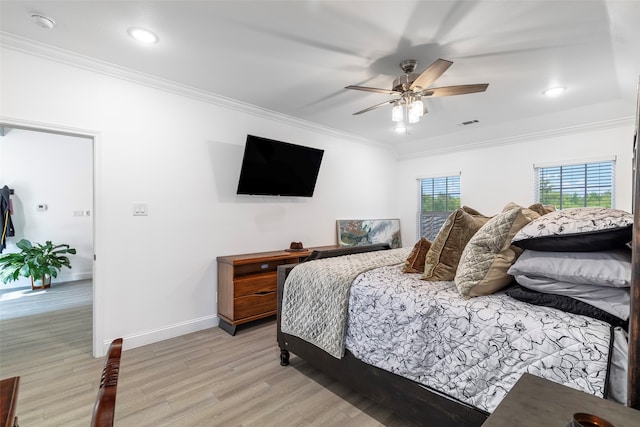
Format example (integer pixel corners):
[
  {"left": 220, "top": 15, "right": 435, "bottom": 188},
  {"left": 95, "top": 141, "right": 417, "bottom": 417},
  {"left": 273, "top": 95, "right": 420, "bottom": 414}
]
[
  {"left": 543, "top": 86, "right": 566, "bottom": 97},
  {"left": 408, "top": 100, "right": 422, "bottom": 124},
  {"left": 410, "top": 97, "right": 424, "bottom": 117},
  {"left": 128, "top": 27, "right": 159, "bottom": 44},
  {"left": 392, "top": 102, "right": 403, "bottom": 122},
  {"left": 345, "top": 58, "right": 488, "bottom": 133}
]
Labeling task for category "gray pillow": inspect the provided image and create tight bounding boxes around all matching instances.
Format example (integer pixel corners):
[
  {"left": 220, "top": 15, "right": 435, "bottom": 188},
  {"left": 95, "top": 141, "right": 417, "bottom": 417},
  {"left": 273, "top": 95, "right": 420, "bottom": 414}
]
[
  {"left": 507, "top": 248, "right": 631, "bottom": 288},
  {"left": 512, "top": 274, "right": 630, "bottom": 320}
]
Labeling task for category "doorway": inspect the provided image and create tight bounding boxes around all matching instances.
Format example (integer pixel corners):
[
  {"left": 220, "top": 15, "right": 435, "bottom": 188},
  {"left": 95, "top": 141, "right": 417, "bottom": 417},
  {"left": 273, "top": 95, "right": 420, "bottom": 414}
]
[{"left": 0, "top": 123, "right": 96, "bottom": 354}]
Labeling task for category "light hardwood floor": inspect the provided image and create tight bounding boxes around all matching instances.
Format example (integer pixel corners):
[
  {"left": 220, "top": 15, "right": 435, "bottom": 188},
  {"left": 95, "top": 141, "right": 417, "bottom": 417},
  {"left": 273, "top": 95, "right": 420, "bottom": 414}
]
[{"left": 0, "top": 283, "right": 413, "bottom": 426}]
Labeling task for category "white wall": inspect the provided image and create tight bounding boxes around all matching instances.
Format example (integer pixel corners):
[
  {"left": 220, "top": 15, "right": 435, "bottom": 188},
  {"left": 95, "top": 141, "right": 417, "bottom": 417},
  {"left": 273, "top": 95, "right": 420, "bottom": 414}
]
[
  {"left": 397, "top": 124, "right": 634, "bottom": 246},
  {"left": 0, "top": 129, "right": 93, "bottom": 288},
  {"left": 2, "top": 45, "right": 634, "bottom": 356},
  {"left": 0, "top": 48, "right": 398, "bottom": 355}
]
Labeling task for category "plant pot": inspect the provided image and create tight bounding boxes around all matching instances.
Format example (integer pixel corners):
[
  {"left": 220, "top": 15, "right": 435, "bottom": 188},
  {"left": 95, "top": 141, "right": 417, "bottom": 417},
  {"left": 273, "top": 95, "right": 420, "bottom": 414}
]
[{"left": 31, "top": 274, "right": 51, "bottom": 290}]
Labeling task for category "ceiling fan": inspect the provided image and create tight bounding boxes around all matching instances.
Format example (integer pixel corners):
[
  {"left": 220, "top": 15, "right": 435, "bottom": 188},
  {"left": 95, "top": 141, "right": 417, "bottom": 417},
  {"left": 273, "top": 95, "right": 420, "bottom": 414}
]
[{"left": 345, "top": 58, "right": 488, "bottom": 124}]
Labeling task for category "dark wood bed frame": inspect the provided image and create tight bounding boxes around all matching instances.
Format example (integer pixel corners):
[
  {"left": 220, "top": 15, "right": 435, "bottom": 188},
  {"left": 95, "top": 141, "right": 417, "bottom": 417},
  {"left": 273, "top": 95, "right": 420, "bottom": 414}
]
[{"left": 277, "top": 93, "right": 640, "bottom": 426}]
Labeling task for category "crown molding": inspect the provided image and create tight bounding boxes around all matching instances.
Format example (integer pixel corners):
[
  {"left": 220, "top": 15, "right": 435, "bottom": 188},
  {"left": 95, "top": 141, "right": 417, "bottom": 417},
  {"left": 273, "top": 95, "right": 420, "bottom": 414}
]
[
  {"left": 398, "top": 116, "right": 635, "bottom": 160},
  {"left": 0, "top": 32, "right": 396, "bottom": 156}
]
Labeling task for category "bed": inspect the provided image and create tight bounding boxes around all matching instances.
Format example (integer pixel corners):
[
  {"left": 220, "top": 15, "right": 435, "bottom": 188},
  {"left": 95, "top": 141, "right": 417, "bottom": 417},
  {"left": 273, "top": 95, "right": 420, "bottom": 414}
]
[{"left": 276, "top": 123, "right": 640, "bottom": 427}]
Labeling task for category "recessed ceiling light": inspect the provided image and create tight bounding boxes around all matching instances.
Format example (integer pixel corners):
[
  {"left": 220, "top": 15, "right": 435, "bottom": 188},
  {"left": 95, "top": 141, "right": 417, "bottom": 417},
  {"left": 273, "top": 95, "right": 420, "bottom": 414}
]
[
  {"left": 31, "top": 14, "right": 55, "bottom": 30},
  {"left": 127, "top": 27, "right": 158, "bottom": 44},
  {"left": 543, "top": 86, "right": 567, "bottom": 97}
]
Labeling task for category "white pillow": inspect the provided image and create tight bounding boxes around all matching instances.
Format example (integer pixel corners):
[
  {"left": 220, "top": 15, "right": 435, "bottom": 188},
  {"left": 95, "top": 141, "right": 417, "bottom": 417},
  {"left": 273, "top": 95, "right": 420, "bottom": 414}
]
[{"left": 507, "top": 248, "right": 631, "bottom": 288}]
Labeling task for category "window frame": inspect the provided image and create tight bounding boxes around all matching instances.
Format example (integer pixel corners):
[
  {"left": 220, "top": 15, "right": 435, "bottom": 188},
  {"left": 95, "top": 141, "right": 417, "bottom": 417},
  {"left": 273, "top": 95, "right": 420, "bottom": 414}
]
[
  {"left": 416, "top": 173, "right": 461, "bottom": 240},
  {"left": 534, "top": 158, "right": 615, "bottom": 209}
]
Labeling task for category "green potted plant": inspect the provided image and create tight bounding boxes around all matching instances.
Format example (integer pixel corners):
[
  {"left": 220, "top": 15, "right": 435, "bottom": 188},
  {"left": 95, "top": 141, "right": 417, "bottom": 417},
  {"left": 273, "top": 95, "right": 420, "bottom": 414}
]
[{"left": 0, "top": 239, "right": 77, "bottom": 290}]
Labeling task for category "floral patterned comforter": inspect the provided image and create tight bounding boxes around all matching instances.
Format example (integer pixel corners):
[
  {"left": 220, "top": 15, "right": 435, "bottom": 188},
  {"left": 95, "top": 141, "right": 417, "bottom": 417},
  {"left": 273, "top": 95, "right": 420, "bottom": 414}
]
[{"left": 345, "top": 264, "right": 612, "bottom": 413}]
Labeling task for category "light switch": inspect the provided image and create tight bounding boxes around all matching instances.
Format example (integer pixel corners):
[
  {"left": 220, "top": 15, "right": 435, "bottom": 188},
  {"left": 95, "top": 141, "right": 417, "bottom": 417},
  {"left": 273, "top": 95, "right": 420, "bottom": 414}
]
[{"left": 132, "top": 202, "right": 148, "bottom": 216}]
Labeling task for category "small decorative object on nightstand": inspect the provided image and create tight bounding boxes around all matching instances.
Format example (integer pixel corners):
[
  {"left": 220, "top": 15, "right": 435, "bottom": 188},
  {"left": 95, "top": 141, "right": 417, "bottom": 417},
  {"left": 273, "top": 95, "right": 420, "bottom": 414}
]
[
  {"left": 285, "top": 241, "right": 305, "bottom": 252},
  {"left": 568, "top": 412, "right": 615, "bottom": 427}
]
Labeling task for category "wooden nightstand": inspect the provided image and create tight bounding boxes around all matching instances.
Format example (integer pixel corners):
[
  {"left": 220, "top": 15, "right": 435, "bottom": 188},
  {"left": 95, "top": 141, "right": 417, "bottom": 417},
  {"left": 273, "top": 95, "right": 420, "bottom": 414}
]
[
  {"left": 217, "top": 245, "right": 339, "bottom": 335},
  {"left": 482, "top": 373, "right": 640, "bottom": 427}
]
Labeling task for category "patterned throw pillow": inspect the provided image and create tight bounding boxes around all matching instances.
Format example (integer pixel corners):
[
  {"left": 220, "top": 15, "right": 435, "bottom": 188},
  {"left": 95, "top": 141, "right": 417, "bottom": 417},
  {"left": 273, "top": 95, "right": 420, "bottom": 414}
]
[
  {"left": 402, "top": 237, "right": 431, "bottom": 273},
  {"left": 455, "top": 205, "right": 540, "bottom": 297},
  {"left": 422, "top": 207, "right": 490, "bottom": 281},
  {"left": 512, "top": 207, "right": 633, "bottom": 252}
]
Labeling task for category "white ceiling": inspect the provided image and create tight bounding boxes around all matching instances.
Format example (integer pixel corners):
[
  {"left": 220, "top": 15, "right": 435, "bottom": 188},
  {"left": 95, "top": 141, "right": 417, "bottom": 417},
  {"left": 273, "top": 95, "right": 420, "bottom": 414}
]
[{"left": 2, "top": 1, "right": 640, "bottom": 157}]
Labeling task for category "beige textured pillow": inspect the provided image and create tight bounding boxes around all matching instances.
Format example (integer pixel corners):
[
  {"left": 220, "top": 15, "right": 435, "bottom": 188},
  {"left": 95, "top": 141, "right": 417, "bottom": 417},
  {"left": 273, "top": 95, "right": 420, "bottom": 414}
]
[
  {"left": 402, "top": 238, "right": 432, "bottom": 273},
  {"left": 527, "top": 203, "right": 556, "bottom": 217},
  {"left": 461, "top": 206, "right": 485, "bottom": 216},
  {"left": 454, "top": 205, "right": 540, "bottom": 297},
  {"left": 422, "top": 208, "right": 490, "bottom": 281}
]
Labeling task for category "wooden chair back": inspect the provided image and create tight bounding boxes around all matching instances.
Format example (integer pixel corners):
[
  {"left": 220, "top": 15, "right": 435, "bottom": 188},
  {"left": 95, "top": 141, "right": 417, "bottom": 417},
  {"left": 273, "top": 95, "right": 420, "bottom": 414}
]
[{"left": 90, "top": 338, "right": 123, "bottom": 427}]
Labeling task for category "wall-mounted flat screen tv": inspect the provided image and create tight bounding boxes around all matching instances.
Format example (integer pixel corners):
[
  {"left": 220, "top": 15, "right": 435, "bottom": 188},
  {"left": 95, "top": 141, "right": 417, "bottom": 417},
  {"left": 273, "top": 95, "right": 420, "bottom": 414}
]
[{"left": 236, "top": 135, "right": 324, "bottom": 197}]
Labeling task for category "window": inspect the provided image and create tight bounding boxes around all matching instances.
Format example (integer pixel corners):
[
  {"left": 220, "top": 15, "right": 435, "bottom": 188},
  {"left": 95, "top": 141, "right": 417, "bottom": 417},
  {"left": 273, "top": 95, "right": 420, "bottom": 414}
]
[
  {"left": 417, "top": 175, "right": 460, "bottom": 240},
  {"left": 535, "top": 160, "right": 614, "bottom": 209}
]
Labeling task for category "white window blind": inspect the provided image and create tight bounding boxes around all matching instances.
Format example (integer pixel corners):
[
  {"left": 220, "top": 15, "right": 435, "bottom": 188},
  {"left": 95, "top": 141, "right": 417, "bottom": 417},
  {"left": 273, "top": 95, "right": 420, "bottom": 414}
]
[
  {"left": 417, "top": 175, "right": 460, "bottom": 240},
  {"left": 534, "top": 160, "right": 614, "bottom": 208}
]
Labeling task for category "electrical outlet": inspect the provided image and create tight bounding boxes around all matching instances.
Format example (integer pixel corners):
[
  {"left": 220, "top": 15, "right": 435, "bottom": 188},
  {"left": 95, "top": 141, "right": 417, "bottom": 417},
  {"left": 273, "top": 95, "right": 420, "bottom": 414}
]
[
  {"left": 132, "top": 203, "right": 148, "bottom": 216},
  {"left": 73, "top": 210, "right": 85, "bottom": 217}
]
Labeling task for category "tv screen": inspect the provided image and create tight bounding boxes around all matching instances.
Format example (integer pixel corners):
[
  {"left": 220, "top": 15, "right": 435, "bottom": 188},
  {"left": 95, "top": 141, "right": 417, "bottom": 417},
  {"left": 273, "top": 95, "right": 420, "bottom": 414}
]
[{"left": 236, "top": 135, "right": 324, "bottom": 197}]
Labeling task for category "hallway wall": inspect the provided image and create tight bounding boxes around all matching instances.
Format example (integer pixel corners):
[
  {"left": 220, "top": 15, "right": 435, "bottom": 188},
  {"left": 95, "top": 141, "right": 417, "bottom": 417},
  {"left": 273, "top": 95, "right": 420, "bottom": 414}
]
[{"left": 0, "top": 129, "right": 93, "bottom": 288}]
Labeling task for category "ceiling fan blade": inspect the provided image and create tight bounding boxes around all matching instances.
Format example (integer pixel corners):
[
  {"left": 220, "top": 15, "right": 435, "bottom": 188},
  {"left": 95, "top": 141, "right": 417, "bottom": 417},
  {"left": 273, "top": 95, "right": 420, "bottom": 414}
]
[
  {"left": 423, "top": 84, "right": 489, "bottom": 97},
  {"left": 353, "top": 99, "right": 401, "bottom": 115},
  {"left": 345, "top": 85, "right": 400, "bottom": 95},
  {"left": 410, "top": 58, "right": 453, "bottom": 91}
]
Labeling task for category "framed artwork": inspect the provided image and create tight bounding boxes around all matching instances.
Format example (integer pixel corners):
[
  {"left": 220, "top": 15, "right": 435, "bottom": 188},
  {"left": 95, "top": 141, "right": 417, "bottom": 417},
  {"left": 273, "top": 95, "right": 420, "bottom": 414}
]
[{"left": 336, "top": 219, "right": 401, "bottom": 249}]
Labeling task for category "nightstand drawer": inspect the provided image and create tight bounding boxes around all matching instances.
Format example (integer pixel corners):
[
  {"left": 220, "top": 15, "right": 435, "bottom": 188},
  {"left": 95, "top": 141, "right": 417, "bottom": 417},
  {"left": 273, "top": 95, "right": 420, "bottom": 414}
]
[
  {"left": 234, "top": 292, "right": 277, "bottom": 320},
  {"left": 234, "top": 273, "right": 276, "bottom": 297},
  {"left": 235, "top": 259, "right": 291, "bottom": 276}
]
